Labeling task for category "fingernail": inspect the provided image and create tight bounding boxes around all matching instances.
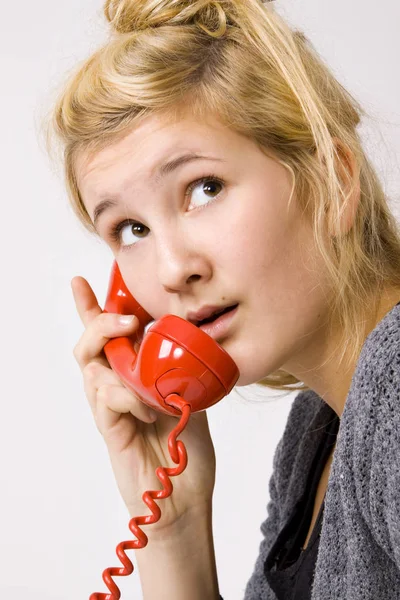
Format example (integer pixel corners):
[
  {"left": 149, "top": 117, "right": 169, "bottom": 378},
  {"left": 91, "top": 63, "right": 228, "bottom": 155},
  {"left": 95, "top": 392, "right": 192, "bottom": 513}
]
[{"left": 118, "top": 315, "right": 135, "bottom": 326}]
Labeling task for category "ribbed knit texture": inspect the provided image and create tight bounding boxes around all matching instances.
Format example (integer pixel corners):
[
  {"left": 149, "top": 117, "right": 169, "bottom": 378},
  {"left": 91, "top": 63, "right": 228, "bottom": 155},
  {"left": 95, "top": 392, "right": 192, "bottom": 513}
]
[{"left": 241, "top": 301, "right": 400, "bottom": 599}]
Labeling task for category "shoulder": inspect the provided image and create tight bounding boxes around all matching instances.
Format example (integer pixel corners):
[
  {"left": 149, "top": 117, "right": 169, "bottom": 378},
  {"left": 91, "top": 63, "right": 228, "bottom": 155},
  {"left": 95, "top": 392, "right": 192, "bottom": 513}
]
[
  {"left": 341, "top": 303, "right": 400, "bottom": 554},
  {"left": 352, "top": 301, "right": 400, "bottom": 396},
  {"left": 345, "top": 301, "right": 400, "bottom": 437},
  {"left": 350, "top": 351, "right": 400, "bottom": 557}
]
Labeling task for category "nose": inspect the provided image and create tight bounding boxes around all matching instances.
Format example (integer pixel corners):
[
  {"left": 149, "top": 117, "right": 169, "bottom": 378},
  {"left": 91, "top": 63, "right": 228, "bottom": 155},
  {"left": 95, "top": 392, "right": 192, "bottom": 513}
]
[{"left": 155, "top": 229, "right": 212, "bottom": 294}]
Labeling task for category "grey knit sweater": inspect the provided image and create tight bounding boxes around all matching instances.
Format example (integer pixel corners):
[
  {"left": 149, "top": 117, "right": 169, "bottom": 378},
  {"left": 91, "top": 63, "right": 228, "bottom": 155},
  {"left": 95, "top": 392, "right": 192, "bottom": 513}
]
[{"left": 242, "top": 300, "right": 400, "bottom": 599}]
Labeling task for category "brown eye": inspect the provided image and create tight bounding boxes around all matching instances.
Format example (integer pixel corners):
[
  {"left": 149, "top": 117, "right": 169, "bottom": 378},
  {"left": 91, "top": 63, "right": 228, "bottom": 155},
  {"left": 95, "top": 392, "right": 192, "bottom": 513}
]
[
  {"left": 131, "top": 223, "right": 148, "bottom": 237},
  {"left": 110, "top": 219, "right": 150, "bottom": 249},
  {"left": 187, "top": 177, "right": 224, "bottom": 209}
]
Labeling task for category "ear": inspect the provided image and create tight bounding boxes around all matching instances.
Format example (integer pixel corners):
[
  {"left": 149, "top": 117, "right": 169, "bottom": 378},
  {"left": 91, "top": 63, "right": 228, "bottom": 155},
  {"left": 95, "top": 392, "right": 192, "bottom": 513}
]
[{"left": 330, "top": 137, "right": 361, "bottom": 237}]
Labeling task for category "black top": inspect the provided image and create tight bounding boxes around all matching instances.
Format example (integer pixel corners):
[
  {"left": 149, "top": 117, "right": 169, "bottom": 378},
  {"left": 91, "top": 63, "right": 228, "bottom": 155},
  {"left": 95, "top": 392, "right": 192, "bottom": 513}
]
[{"left": 263, "top": 409, "right": 340, "bottom": 599}]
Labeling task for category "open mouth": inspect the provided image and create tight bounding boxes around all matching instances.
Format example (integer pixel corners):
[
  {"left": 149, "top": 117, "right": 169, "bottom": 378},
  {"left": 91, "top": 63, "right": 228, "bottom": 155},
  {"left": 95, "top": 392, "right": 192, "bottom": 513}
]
[{"left": 196, "top": 304, "right": 239, "bottom": 327}]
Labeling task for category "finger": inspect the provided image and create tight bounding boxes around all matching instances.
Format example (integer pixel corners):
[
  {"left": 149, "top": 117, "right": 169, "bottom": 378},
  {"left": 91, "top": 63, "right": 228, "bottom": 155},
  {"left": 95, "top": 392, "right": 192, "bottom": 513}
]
[
  {"left": 73, "top": 312, "right": 139, "bottom": 370},
  {"left": 71, "top": 276, "right": 102, "bottom": 328},
  {"left": 83, "top": 362, "right": 157, "bottom": 425},
  {"left": 96, "top": 384, "right": 158, "bottom": 434},
  {"left": 83, "top": 361, "right": 123, "bottom": 414}
]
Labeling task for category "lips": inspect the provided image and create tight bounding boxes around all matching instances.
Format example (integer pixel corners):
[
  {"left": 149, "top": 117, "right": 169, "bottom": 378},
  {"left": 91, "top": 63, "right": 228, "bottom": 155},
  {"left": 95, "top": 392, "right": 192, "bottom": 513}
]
[{"left": 187, "top": 304, "right": 239, "bottom": 327}]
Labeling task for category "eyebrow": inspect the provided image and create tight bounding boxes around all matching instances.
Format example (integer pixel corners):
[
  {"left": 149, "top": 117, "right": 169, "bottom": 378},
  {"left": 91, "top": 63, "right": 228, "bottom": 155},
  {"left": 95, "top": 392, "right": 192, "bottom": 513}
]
[{"left": 92, "top": 153, "right": 225, "bottom": 229}]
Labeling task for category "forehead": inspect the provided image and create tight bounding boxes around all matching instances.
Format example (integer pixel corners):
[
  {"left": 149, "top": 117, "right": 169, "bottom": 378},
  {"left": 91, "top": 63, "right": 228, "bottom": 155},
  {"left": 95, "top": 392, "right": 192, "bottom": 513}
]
[{"left": 75, "top": 112, "right": 239, "bottom": 196}]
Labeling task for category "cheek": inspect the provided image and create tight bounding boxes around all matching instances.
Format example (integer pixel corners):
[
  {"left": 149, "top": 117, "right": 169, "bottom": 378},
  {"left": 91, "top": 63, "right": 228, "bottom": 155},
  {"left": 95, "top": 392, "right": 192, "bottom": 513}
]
[
  {"left": 116, "top": 255, "right": 161, "bottom": 317},
  {"left": 213, "top": 194, "right": 294, "bottom": 273}
]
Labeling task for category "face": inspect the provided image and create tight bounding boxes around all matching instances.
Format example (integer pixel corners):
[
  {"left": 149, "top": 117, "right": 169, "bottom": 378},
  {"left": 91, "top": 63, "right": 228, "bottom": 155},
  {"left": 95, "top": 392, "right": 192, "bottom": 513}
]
[{"left": 76, "top": 112, "right": 331, "bottom": 386}]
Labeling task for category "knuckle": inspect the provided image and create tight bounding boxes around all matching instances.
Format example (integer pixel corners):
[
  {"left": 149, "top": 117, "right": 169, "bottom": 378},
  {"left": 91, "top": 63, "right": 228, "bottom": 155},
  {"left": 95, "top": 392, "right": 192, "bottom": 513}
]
[
  {"left": 97, "top": 311, "right": 110, "bottom": 330},
  {"left": 83, "top": 361, "right": 100, "bottom": 381},
  {"left": 97, "top": 384, "right": 110, "bottom": 400}
]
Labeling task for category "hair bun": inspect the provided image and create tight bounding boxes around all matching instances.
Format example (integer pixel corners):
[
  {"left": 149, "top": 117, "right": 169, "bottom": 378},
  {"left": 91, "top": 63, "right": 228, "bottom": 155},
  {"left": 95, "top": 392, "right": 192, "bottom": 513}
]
[{"left": 103, "top": 0, "right": 232, "bottom": 36}]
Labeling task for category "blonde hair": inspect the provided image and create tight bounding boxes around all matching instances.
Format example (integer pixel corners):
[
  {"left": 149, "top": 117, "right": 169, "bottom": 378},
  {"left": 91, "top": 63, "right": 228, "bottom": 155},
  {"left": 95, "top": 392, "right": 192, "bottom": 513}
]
[{"left": 46, "top": 0, "right": 400, "bottom": 393}]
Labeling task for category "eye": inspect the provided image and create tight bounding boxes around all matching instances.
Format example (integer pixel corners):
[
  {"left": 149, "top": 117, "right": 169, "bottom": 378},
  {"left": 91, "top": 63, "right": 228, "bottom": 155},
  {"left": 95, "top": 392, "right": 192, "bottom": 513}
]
[
  {"left": 108, "top": 174, "right": 225, "bottom": 251},
  {"left": 186, "top": 176, "right": 224, "bottom": 210},
  {"left": 109, "top": 220, "right": 149, "bottom": 249}
]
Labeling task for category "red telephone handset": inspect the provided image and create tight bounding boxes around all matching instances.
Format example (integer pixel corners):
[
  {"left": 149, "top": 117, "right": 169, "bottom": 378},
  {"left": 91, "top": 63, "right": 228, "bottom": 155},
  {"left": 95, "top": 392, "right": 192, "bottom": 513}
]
[
  {"left": 102, "top": 260, "right": 239, "bottom": 416},
  {"left": 89, "top": 260, "right": 239, "bottom": 599}
]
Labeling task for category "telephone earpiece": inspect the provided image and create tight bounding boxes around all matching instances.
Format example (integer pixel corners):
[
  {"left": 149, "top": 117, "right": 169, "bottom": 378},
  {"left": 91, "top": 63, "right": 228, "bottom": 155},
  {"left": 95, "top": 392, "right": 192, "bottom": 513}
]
[{"left": 103, "top": 260, "right": 239, "bottom": 416}]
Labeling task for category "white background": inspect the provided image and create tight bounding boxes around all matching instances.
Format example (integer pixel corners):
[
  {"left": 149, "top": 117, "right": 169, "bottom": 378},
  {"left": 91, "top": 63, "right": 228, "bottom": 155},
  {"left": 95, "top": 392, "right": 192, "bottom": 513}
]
[{"left": 1, "top": 0, "right": 399, "bottom": 598}]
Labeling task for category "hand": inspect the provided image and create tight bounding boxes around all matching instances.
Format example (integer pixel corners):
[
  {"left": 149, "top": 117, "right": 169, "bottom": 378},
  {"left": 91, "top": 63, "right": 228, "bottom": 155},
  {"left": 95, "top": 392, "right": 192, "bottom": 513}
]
[{"left": 71, "top": 275, "right": 217, "bottom": 536}]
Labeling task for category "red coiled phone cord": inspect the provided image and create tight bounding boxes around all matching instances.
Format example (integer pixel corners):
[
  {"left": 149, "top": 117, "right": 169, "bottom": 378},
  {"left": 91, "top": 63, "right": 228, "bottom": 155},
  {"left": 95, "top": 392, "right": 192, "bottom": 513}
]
[{"left": 89, "top": 393, "right": 192, "bottom": 600}]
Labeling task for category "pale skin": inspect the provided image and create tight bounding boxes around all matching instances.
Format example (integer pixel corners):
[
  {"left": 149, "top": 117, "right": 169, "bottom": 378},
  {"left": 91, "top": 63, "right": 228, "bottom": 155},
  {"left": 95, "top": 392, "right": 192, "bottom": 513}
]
[{"left": 71, "top": 110, "right": 400, "bottom": 593}]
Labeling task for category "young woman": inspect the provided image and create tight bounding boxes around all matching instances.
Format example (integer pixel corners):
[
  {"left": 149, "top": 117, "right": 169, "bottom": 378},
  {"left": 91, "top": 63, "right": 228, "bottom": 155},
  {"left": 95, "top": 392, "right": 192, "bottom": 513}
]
[{"left": 47, "top": 0, "right": 400, "bottom": 598}]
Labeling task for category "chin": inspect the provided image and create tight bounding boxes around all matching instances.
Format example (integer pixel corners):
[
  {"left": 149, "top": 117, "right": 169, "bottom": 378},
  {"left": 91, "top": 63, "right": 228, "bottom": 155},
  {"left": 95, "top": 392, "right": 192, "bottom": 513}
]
[
  {"left": 217, "top": 341, "right": 264, "bottom": 387},
  {"left": 231, "top": 352, "right": 281, "bottom": 387},
  {"left": 218, "top": 332, "right": 282, "bottom": 387},
  {"left": 234, "top": 370, "right": 266, "bottom": 387}
]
